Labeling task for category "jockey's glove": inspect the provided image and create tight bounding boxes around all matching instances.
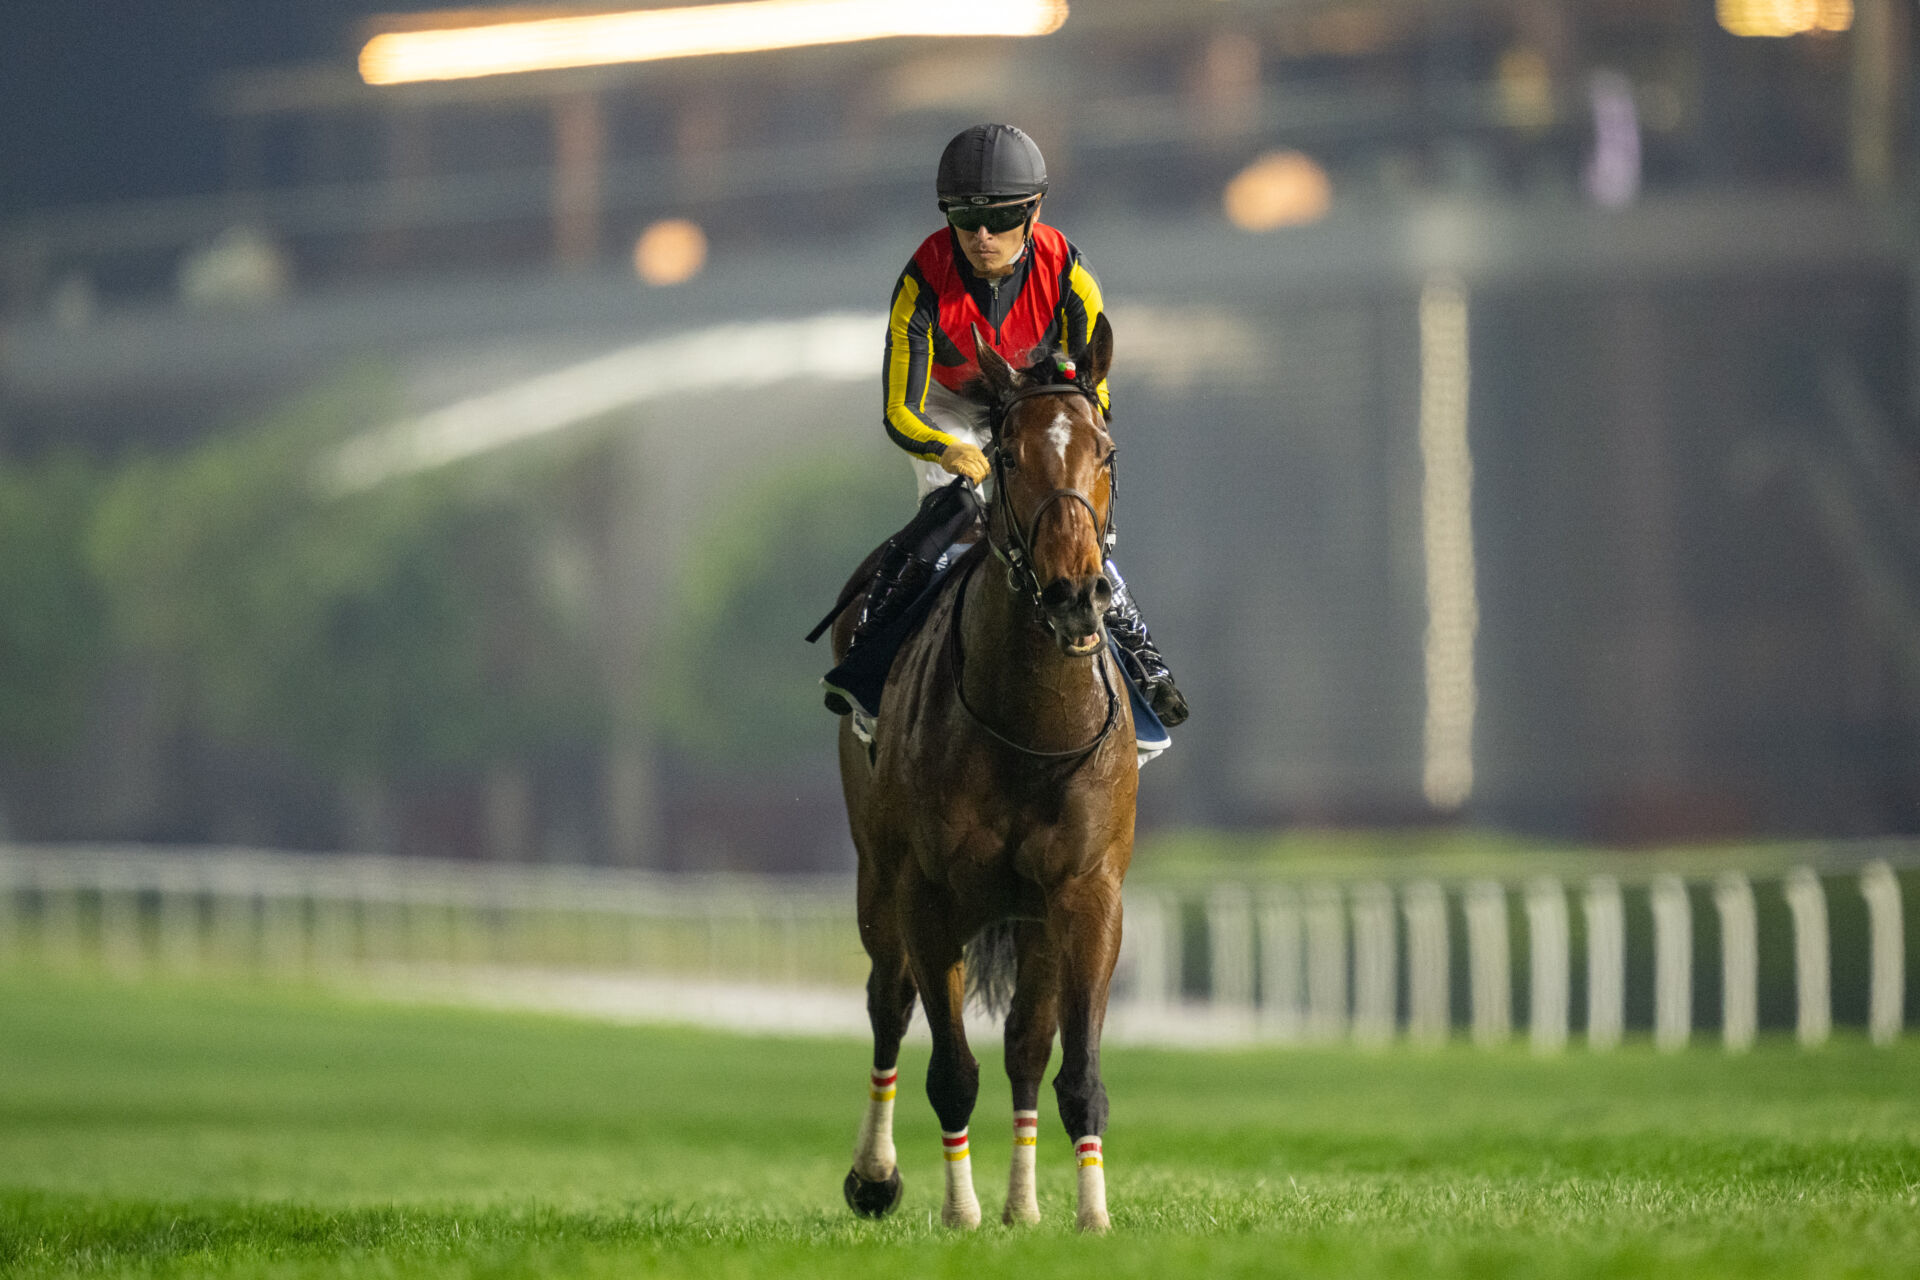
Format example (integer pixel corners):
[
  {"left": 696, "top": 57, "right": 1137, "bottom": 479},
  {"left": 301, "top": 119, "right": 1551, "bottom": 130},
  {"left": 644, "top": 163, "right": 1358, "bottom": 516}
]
[{"left": 938, "top": 441, "right": 990, "bottom": 485}]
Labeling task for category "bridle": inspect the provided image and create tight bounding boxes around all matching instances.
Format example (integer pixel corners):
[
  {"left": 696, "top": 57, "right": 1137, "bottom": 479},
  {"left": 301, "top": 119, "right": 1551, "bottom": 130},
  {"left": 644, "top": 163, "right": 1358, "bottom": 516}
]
[
  {"left": 944, "top": 378, "right": 1123, "bottom": 762},
  {"left": 982, "top": 381, "right": 1118, "bottom": 618}
]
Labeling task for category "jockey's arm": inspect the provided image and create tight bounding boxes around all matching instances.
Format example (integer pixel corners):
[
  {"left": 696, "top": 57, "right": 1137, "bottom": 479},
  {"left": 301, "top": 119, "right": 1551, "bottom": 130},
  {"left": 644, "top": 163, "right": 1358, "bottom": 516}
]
[
  {"left": 1058, "top": 255, "right": 1113, "bottom": 418},
  {"left": 881, "top": 267, "right": 988, "bottom": 483}
]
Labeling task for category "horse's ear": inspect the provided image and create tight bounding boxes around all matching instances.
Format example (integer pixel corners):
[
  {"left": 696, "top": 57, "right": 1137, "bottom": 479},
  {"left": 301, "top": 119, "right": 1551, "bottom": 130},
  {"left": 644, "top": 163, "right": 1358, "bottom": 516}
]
[
  {"left": 971, "top": 323, "right": 1018, "bottom": 401},
  {"left": 1077, "top": 313, "right": 1114, "bottom": 392}
]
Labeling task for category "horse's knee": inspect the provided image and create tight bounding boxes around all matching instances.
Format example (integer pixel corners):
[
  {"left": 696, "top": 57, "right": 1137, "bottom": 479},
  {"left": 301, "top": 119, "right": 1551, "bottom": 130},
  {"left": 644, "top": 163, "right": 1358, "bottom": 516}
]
[
  {"left": 925, "top": 1051, "right": 981, "bottom": 1134},
  {"left": 866, "top": 971, "right": 914, "bottom": 1029},
  {"left": 1053, "top": 1069, "right": 1108, "bottom": 1140}
]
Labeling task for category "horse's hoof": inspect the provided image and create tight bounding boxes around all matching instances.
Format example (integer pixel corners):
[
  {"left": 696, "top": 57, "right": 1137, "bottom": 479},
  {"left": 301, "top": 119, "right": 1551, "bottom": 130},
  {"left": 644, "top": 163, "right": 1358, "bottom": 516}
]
[
  {"left": 1076, "top": 1209, "right": 1111, "bottom": 1234},
  {"left": 844, "top": 1165, "right": 903, "bottom": 1218},
  {"left": 1002, "top": 1199, "right": 1042, "bottom": 1226}
]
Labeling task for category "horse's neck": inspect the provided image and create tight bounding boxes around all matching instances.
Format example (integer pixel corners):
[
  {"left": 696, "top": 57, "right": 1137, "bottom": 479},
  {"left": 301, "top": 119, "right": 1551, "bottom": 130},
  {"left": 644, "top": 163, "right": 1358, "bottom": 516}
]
[{"left": 963, "top": 562, "right": 1108, "bottom": 742}]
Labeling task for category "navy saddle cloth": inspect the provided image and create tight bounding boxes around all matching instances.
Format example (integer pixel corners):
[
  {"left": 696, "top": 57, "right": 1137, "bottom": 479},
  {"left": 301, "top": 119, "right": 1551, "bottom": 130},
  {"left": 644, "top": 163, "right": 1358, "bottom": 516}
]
[{"left": 822, "top": 546, "right": 1171, "bottom": 756}]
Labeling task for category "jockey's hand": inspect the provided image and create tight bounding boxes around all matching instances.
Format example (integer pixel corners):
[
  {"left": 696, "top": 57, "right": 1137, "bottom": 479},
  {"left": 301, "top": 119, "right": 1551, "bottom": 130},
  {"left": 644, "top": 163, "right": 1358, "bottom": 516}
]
[{"left": 938, "top": 441, "right": 990, "bottom": 486}]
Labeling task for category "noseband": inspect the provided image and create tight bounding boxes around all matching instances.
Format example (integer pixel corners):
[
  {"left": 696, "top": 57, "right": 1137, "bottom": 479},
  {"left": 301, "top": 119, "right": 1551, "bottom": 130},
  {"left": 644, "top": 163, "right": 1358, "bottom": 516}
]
[{"left": 983, "top": 382, "right": 1118, "bottom": 617}]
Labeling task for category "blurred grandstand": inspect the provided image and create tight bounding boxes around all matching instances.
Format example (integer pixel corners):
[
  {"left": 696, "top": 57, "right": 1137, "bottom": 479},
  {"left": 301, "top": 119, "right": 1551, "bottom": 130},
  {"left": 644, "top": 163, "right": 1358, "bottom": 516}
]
[{"left": 1, "top": 0, "right": 1917, "bottom": 870}]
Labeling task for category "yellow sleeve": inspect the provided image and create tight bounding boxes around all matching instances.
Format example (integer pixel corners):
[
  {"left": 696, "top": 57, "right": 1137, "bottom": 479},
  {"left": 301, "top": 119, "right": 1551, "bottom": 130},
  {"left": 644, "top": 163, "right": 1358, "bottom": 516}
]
[
  {"left": 882, "top": 269, "right": 955, "bottom": 461},
  {"left": 1060, "top": 257, "right": 1112, "bottom": 417}
]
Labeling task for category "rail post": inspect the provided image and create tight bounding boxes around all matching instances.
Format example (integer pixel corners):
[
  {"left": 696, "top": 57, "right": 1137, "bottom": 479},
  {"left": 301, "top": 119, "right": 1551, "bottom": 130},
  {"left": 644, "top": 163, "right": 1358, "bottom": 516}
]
[
  {"left": 1305, "top": 883, "right": 1348, "bottom": 1042},
  {"left": 1652, "top": 874, "right": 1692, "bottom": 1052},
  {"left": 1584, "top": 876, "right": 1625, "bottom": 1050},
  {"left": 1785, "top": 868, "right": 1831, "bottom": 1047},
  {"left": 1256, "top": 885, "right": 1304, "bottom": 1041},
  {"left": 1714, "top": 872, "right": 1758, "bottom": 1052},
  {"left": 1465, "top": 880, "right": 1510, "bottom": 1046},
  {"left": 1860, "top": 861, "right": 1904, "bottom": 1045},
  {"left": 1124, "top": 889, "right": 1177, "bottom": 1009},
  {"left": 1402, "top": 880, "right": 1450, "bottom": 1046},
  {"left": 1351, "top": 882, "right": 1396, "bottom": 1047},
  {"left": 1206, "top": 885, "right": 1256, "bottom": 1027},
  {"left": 1526, "top": 877, "right": 1569, "bottom": 1055}
]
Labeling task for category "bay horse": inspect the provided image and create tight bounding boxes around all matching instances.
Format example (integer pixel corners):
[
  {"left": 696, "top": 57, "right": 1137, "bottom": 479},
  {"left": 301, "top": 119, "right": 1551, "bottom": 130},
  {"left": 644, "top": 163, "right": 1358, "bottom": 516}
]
[{"left": 832, "top": 314, "right": 1135, "bottom": 1233}]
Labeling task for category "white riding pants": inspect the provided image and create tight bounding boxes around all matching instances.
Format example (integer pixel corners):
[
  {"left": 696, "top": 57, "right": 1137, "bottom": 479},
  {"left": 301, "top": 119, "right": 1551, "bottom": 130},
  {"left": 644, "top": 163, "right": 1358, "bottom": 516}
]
[{"left": 909, "top": 381, "right": 993, "bottom": 501}]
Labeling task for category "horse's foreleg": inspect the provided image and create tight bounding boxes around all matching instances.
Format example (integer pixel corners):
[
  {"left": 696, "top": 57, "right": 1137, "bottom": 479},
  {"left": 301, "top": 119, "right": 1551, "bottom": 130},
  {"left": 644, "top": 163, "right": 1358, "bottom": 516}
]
[
  {"left": 845, "top": 880, "right": 915, "bottom": 1218},
  {"left": 1051, "top": 876, "right": 1123, "bottom": 1234},
  {"left": 848, "top": 955, "right": 915, "bottom": 1197},
  {"left": 904, "top": 888, "right": 982, "bottom": 1229},
  {"left": 1002, "top": 920, "right": 1060, "bottom": 1226}
]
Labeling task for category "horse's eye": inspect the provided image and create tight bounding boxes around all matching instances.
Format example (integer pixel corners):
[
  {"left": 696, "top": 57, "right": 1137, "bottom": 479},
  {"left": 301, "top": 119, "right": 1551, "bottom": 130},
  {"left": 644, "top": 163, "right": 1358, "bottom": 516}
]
[{"left": 1000, "top": 452, "right": 1019, "bottom": 471}]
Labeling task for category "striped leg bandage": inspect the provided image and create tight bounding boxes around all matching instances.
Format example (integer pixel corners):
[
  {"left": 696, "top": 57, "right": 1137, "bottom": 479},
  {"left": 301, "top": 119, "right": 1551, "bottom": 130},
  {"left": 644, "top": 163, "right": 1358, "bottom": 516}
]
[
  {"left": 1004, "top": 1111, "right": 1041, "bottom": 1225},
  {"left": 940, "top": 1127, "right": 981, "bottom": 1228},
  {"left": 1074, "top": 1134, "right": 1109, "bottom": 1233},
  {"left": 851, "top": 1066, "right": 898, "bottom": 1181}
]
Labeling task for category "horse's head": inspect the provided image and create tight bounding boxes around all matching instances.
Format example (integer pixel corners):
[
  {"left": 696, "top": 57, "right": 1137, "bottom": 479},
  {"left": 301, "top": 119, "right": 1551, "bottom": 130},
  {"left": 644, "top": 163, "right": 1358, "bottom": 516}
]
[{"left": 971, "top": 315, "right": 1117, "bottom": 658}]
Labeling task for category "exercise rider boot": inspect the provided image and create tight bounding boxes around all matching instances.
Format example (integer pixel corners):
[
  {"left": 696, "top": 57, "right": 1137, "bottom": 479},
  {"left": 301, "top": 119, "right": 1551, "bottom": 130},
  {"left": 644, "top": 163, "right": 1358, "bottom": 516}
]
[
  {"left": 1103, "top": 564, "right": 1189, "bottom": 728},
  {"left": 821, "top": 541, "right": 937, "bottom": 716}
]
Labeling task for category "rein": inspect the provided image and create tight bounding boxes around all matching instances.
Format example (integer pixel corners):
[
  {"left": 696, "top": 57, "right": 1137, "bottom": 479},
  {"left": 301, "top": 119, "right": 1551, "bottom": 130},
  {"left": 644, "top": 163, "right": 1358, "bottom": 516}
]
[
  {"left": 946, "top": 555, "right": 1122, "bottom": 762},
  {"left": 942, "top": 379, "right": 1122, "bottom": 762}
]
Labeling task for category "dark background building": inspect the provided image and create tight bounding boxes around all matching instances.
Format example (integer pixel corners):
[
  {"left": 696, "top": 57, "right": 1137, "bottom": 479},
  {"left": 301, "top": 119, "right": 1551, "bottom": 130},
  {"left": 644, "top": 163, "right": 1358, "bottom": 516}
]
[{"left": 2, "top": 0, "right": 1916, "bottom": 867}]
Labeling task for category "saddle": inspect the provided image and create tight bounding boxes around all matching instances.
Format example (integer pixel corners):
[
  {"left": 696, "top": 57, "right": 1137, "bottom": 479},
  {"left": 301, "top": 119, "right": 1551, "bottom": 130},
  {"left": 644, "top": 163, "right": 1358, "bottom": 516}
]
[{"left": 818, "top": 540, "right": 980, "bottom": 729}]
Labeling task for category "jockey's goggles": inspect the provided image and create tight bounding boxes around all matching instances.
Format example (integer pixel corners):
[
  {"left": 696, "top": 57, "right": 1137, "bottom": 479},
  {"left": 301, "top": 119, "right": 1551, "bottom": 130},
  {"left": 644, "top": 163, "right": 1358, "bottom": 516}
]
[{"left": 944, "top": 200, "right": 1035, "bottom": 234}]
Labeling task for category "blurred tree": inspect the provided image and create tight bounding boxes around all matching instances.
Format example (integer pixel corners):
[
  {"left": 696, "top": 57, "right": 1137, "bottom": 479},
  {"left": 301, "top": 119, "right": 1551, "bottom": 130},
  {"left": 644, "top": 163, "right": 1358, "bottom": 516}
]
[
  {"left": 0, "top": 454, "right": 109, "bottom": 759},
  {"left": 91, "top": 373, "right": 606, "bottom": 789},
  {"left": 655, "top": 446, "right": 904, "bottom": 772}
]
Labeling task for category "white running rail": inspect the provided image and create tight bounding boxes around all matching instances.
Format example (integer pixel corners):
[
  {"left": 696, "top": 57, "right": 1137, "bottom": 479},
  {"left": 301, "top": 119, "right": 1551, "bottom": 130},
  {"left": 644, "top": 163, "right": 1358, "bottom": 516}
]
[{"left": 0, "top": 842, "right": 1913, "bottom": 1050}]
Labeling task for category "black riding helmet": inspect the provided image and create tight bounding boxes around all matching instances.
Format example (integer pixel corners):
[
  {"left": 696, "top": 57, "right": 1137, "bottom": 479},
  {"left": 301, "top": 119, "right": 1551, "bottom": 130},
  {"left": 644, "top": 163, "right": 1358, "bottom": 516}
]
[{"left": 936, "top": 124, "right": 1048, "bottom": 209}]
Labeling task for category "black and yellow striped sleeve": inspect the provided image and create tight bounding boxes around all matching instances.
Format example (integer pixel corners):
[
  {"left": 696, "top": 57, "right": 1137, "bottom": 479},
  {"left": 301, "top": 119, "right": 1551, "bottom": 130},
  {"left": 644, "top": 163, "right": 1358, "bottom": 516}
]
[
  {"left": 881, "top": 264, "right": 953, "bottom": 461},
  {"left": 1057, "top": 251, "right": 1112, "bottom": 417}
]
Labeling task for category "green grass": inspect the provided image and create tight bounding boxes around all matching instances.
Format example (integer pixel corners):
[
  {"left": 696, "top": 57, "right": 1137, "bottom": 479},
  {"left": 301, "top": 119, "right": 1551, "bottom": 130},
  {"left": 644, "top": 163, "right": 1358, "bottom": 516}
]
[{"left": 2, "top": 975, "right": 1917, "bottom": 1277}]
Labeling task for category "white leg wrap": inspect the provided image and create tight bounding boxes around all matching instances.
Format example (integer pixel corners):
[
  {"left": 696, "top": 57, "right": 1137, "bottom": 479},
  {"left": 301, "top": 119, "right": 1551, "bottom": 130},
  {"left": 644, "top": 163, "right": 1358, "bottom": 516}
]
[
  {"left": 940, "top": 1128, "right": 982, "bottom": 1228},
  {"left": 1074, "top": 1134, "right": 1109, "bottom": 1233},
  {"left": 1003, "top": 1110, "right": 1041, "bottom": 1225},
  {"left": 851, "top": 1066, "right": 897, "bottom": 1181}
]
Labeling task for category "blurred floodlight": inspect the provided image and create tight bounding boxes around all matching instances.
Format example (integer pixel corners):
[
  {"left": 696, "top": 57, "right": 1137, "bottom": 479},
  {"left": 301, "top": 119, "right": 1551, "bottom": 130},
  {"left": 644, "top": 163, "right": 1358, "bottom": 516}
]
[
  {"left": 1495, "top": 48, "right": 1553, "bottom": 129},
  {"left": 1582, "top": 71, "right": 1641, "bottom": 208},
  {"left": 1716, "top": 0, "right": 1851, "bottom": 36},
  {"left": 360, "top": 0, "right": 1069, "bottom": 84},
  {"left": 1222, "top": 151, "right": 1332, "bottom": 232},
  {"left": 634, "top": 219, "right": 708, "bottom": 286},
  {"left": 1418, "top": 275, "right": 1476, "bottom": 813}
]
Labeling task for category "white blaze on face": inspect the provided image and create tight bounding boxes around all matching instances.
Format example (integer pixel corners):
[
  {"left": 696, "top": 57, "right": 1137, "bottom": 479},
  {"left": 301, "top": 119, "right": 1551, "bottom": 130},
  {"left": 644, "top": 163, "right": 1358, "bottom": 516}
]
[{"left": 1045, "top": 408, "right": 1072, "bottom": 465}]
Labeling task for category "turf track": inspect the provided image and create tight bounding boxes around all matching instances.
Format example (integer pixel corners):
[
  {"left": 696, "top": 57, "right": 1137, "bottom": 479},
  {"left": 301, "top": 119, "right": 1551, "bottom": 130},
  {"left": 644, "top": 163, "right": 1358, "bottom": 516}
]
[{"left": 1, "top": 975, "right": 1916, "bottom": 1278}]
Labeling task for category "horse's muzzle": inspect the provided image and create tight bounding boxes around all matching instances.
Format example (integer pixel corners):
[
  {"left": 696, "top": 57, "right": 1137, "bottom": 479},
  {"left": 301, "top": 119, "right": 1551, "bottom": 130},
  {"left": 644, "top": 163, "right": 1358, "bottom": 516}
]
[{"left": 1041, "top": 574, "right": 1112, "bottom": 656}]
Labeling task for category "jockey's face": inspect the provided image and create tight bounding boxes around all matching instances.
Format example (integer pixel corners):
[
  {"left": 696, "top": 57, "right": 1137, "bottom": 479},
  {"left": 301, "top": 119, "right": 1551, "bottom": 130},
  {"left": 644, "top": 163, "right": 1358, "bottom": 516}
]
[{"left": 952, "top": 201, "right": 1035, "bottom": 279}]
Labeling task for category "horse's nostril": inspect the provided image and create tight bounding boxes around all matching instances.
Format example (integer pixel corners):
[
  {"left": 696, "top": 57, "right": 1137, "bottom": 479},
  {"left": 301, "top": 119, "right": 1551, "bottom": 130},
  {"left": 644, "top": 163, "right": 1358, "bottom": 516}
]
[
  {"left": 1093, "top": 576, "right": 1113, "bottom": 611},
  {"left": 1041, "top": 581, "right": 1074, "bottom": 611}
]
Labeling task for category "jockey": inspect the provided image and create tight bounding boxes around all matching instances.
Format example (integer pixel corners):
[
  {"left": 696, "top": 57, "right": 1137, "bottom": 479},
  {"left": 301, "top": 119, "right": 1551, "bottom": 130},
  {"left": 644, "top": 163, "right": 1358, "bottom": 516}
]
[{"left": 822, "top": 123, "right": 1188, "bottom": 730}]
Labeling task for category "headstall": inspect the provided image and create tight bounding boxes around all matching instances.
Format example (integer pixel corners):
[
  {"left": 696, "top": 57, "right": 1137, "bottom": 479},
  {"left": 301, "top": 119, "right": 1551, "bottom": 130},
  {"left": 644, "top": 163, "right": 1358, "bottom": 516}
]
[{"left": 982, "top": 381, "right": 1118, "bottom": 619}]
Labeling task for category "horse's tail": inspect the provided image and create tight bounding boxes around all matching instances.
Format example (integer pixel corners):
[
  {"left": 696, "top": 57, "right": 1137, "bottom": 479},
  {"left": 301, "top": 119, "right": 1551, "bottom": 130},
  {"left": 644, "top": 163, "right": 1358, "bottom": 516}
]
[{"left": 964, "top": 920, "right": 1019, "bottom": 1018}]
